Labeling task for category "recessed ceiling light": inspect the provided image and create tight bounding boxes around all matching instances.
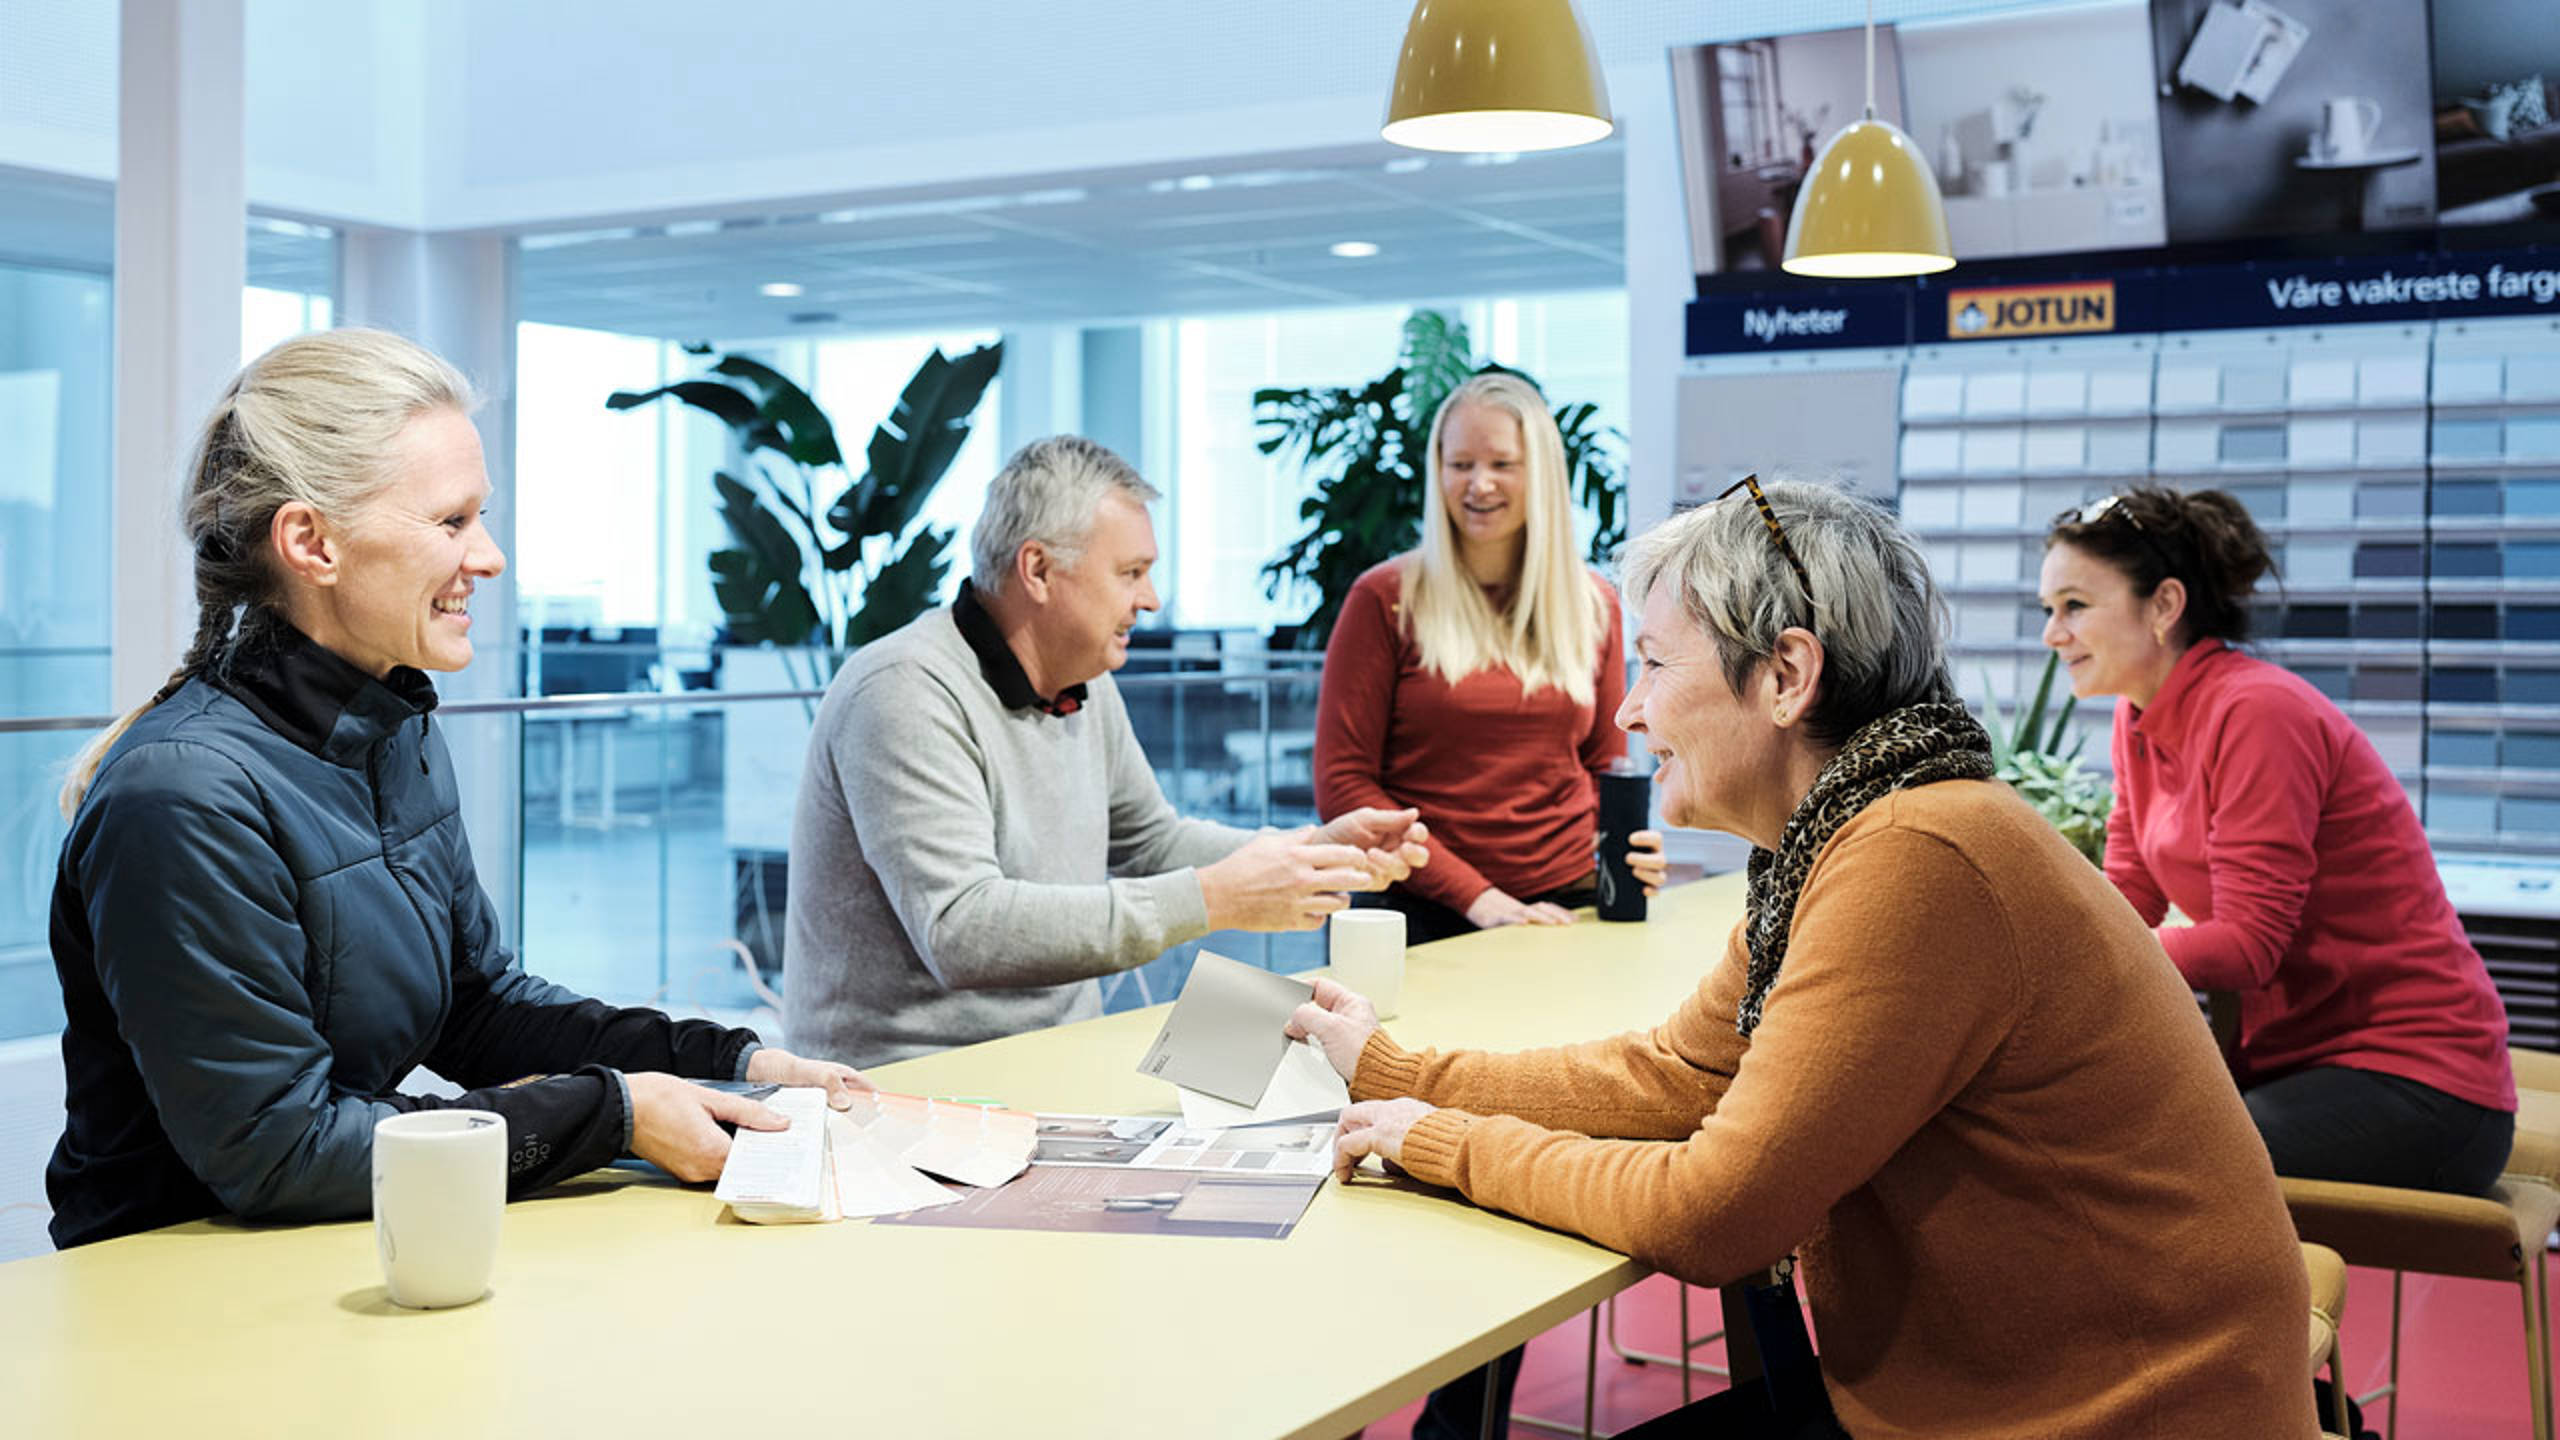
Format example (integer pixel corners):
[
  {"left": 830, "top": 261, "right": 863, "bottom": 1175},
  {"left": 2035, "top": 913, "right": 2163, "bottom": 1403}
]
[
  {"left": 1329, "top": 241, "right": 1381, "bottom": 259},
  {"left": 759, "top": 281, "right": 804, "bottom": 298}
]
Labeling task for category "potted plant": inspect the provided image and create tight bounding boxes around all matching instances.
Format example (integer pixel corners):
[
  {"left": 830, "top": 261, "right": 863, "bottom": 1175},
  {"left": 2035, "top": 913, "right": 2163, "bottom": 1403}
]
[
  {"left": 1254, "top": 310, "right": 1625, "bottom": 647},
  {"left": 607, "top": 340, "right": 1004, "bottom": 691},
  {"left": 1982, "top": 650, "right": 2113, "bottom": 866},
  {"left": 607, "top": 340, "right": 1003, "bottom": 978}
]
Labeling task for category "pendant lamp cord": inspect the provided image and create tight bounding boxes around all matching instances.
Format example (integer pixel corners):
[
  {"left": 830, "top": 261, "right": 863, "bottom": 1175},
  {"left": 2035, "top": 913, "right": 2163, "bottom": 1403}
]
[{"left": 1862, "top": 0, "right": 1877, "bottom": 120}]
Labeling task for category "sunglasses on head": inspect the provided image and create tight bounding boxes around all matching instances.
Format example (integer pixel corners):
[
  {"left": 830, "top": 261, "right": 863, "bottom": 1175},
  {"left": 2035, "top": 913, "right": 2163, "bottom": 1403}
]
[
  {"left": 2071, "top": 493, "right": 2175, "bottom": 573},
  {"left": 1715, "top": 473, "right": 1816, "bottom": 622}
]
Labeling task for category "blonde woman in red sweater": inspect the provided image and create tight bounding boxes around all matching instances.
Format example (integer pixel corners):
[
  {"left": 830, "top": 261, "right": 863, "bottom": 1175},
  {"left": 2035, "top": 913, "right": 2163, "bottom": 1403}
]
[
  {"left": 2041, "top": 485, "right": 2514, "bottom": 1194},
  {"left": 1315, "top": 372, "right": 1653, "bottom": 948},
  {"left": 1314, "top": 377, "right": 1656, "bottom": 1436}
]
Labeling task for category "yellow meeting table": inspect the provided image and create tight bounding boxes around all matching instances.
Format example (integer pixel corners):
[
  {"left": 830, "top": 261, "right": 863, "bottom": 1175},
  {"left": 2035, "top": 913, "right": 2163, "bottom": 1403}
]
[{"left": 0, "top": 874, "right": 1748, "bottom": 1440}]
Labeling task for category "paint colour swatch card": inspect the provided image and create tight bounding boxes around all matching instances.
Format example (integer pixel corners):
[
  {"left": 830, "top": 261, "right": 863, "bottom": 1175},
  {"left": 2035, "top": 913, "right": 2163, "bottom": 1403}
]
[{"left": 1136, "top": 951, "right": 1307, "bottom": 1106}]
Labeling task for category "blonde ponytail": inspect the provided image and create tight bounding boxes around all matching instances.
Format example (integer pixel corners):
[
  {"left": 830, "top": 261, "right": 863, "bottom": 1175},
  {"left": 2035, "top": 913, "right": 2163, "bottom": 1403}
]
[{"left": 58, "top": 329, "right": 475, "bottom": 818}]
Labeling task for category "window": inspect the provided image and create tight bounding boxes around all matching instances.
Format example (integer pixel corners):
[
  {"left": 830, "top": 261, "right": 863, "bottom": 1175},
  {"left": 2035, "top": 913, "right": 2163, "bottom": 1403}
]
[
  {"left": 515, "top": 322, "right": 709, "bottom": 635},
  {"left": 1160, "top": 292, "right": 1629, "bottom": 632},
  {"left": 1720, "top": 42, "right": 1782, "bottom": 170},
  {"left": 0, "top": 258, "right": 111, "bottom": 1042}
]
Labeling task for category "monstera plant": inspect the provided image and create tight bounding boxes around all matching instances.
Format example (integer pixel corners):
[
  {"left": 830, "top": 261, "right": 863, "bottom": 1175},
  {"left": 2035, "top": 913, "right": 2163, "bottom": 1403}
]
[
  {"left": 1982, "top": 650, "right": 2113, "bottom": 866},
  {"left": 609, "top": 340, "right": 1004, "bottom": 689},
  {"left": 1255, "top": 310, "right": 1625, "bottom": 648}
]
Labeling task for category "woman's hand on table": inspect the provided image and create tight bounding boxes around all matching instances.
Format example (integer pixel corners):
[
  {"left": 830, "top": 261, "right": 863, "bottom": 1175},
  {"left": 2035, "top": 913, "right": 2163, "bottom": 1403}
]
[
  {"left": 1465, "top": 887, "right": 1575, "bottom": 929},
  {"left": 1285, "top": 975, "right": 1381, "bottom": 1083},
  {"left": 625, "top": 1072, "right": 785, "bottom": 1183},
  {"left": 1625, "top": 829, "right": 1668, "bottom": 896},
  {"left": 745, "top": 1046, "right": 874, "bottom": 1107},
  {"left": 1332, "top": 1098, "right": 1437, "bottom": 1181}
]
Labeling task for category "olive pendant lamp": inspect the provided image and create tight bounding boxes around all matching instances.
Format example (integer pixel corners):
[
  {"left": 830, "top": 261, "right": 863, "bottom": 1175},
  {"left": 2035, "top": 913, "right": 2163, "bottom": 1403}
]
[
  {"left": 1780, "top": 0, "right": 1954, "bottom": 277},
  {"left": 1382, "top": 0, "right": 1613, "bottom": 153}
]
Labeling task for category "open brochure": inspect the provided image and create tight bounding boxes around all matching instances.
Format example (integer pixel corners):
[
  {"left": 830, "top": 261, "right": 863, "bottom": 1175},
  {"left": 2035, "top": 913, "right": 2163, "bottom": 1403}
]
[
  {"left": 714, "top": 1088, "right": 1036, "bottom": 1225},
  {"left": 1030, "top": 1114, "right": 1334, "bottom": 1179}
]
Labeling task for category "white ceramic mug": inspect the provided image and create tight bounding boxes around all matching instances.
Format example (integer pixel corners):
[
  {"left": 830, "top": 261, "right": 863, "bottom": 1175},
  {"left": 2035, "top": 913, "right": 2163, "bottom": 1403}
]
[
  {"left": 1328, "top": 909, "right": 1407, "bottom": 1021},
  {"left": 372, "top": 1110, "right": 505, "bottom": 1309},
  {"left": 2319, "top": 96, "right": 2380, "bottom": 162}
]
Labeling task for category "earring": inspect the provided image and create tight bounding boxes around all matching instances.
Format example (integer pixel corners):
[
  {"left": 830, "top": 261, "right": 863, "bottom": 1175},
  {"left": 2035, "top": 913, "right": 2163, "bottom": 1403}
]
[{"left": 1774, "top": 706, "right": 1791, "bottom": 724}]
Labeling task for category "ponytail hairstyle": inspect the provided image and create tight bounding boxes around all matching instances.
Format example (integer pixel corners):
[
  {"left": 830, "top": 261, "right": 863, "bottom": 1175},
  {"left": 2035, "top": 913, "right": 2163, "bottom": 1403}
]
[
  {"left": 2044, "top": 483, "right": 2275, "bottom": 646},
  {"left": 1405, "top": 372, "right": 1603, "bottom": 704},
  {"left": 59, "top": 329, "right": 476, "bottom": 818}
]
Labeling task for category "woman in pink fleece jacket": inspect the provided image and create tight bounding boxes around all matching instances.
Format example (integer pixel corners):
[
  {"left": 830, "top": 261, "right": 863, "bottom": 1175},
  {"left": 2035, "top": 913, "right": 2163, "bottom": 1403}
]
[{"left": 2040, "top": 485, "right": 2514, "bottom": 1193}]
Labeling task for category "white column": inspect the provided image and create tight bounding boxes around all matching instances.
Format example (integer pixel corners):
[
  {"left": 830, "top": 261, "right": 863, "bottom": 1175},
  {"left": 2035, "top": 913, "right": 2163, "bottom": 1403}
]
[
  {"left": 996, "top": 325, "right": 1085, "bottom": 454},
  {"left": 1617, "top": 59, "right": 1686, "bottom": 539},
  {"left": 112, "top": 0, "right": 246, "bottom": 709},
  {"left": 1617, "top": 61, "right": 1747, "bottom": 872},
  {"left": 339, "top": 229, "right": 525, "bottom": 931}
]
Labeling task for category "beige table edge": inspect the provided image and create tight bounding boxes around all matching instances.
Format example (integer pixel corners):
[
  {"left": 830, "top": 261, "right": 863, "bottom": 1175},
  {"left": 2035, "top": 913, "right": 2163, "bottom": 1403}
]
[{"left": 0, "top": 874, "right": 1746, "bottom": 1440}]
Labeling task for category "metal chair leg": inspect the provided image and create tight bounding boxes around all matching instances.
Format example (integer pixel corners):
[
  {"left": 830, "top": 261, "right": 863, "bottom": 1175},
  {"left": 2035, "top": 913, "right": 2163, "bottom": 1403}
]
[
  {"left": 1602, "top": 1284, "right": 1730, "bottom": 1381},
  {"left": 1510, "top": 1305, "right": 1603, "bottom": 1439},
  {"left": 2528, "top": 1243, "right": 2554, "bottom": 1440},
  {"left": 2351, "top": 1269, "right": 2404, "bottom": 1440}
]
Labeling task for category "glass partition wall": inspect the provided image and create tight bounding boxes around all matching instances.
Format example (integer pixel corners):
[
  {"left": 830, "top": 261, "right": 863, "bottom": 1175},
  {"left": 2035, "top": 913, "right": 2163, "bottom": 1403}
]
[
  {"left": 0, "top": 188, "right": 341, "bottom": 1044},
  {"left": 471, "top": 657, "right": 1327, "bottom": 1036},
  {"left": 501, "top": 292, "right": 1628, "bottom": 1021}
]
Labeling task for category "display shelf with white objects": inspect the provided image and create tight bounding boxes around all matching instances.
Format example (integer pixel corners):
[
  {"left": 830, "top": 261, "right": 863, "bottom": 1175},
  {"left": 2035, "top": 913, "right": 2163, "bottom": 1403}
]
[{"left": 1673, "top": 312, "right": 2560, "bottom": 860}]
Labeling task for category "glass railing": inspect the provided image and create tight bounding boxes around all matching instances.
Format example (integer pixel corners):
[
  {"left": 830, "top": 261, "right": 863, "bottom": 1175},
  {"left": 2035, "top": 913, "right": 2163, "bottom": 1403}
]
[
  {"left": 0, "top": 641, "right": 112, "bottom": 1041},
  {"left": 0, "top": 646, "right": 1338, "bottom": 1043},
  {"left": 476, "top": 652, "right": 1335, "bottom": 1028}
]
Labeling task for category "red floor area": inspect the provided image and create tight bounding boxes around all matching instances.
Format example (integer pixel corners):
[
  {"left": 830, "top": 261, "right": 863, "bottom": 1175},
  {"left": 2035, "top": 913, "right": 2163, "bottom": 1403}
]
[{"left": 1366, "top": 1265, "right": 2549, "bottom": 1438}]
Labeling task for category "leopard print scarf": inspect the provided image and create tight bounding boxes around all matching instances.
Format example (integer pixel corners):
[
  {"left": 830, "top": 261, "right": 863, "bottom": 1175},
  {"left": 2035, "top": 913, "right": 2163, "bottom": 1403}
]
[{"left": 1736, "top": 701, "right": 1995, "bottom": 1038}]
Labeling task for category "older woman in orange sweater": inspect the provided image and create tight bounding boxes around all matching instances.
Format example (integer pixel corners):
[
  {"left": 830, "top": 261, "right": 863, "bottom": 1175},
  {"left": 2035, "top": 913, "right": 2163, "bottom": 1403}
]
[{"left": 1289, "top": 479, "right": 2315, "bottom": 1439}]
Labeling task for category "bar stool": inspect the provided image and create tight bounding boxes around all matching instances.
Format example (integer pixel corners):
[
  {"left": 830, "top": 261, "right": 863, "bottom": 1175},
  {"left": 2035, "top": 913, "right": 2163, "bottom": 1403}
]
[{"left": 2281, "top": 1174, "right": 2560, "bottom": 1440}]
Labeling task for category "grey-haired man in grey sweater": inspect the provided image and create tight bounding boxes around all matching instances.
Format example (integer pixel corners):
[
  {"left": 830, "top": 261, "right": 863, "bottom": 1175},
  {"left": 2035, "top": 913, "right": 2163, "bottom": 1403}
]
[{"left": 785, "top": 436, "right": 1429, "bottom": 1067}]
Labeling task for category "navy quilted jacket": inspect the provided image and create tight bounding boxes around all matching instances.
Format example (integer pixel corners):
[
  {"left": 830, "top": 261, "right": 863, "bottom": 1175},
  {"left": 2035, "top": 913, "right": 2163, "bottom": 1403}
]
[{"left": 47, "top": 625, "right": 758, "bottom": 1248}]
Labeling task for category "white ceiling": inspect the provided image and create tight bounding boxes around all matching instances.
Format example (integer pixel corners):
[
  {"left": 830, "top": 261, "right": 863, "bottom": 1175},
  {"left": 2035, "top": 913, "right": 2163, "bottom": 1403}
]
[
  {"left": 512, "top": 140, "right": 1628, "bottom": 342},
  {"left": 2, "top": 137, "right": 1629, "bottom": 344},
  {"left": 0, "top": 166, "right": 338, "bottom": 293}
]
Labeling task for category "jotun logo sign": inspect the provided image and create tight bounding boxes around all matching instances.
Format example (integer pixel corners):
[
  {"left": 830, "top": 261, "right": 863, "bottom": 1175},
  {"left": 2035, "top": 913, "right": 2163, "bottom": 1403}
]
[{"left": 1948, "top": 281, "right": 2117, "bottom": 339}]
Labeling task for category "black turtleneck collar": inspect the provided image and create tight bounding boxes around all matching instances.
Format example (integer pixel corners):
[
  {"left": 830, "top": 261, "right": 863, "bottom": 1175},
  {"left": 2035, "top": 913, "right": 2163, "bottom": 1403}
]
[
  {"left": 952, "top": 580, "right": 1085, "bottom": 718},
  {"left": 215, "top": 620, "right": 441, "bottom": 766}
]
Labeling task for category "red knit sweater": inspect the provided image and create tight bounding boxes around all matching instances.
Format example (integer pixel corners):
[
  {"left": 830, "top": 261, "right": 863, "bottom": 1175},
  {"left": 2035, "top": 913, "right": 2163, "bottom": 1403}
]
[
  {"left": 1314, "top": 560, "right": 1625, "bottom": 913},
  {"left": 2107, "top": 640, "right": 2515, "bottom": 1113}
]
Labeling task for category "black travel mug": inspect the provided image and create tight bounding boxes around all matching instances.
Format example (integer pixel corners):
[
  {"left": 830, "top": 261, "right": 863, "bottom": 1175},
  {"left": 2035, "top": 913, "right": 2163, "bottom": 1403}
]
[{"left": 1595, "top": 761, "right": 1651, "bottom": 923}]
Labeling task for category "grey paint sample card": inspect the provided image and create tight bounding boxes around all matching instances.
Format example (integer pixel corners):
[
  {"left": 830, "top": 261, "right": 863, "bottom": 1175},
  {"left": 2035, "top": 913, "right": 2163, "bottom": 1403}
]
[{"left": 1136, "top": 951, "right": 1304, "bottom": 1107}]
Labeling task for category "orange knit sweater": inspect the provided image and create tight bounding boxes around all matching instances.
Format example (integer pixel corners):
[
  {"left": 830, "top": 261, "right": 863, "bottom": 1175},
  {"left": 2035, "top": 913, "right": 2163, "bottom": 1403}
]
[{"left": 1354, "top": 781, "right": 2317, "bottom": 1440}]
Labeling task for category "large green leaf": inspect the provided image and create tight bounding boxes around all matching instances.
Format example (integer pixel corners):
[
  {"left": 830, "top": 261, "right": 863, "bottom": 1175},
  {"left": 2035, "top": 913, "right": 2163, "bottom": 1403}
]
[
  {"left": 1552, "top": 400, "right": 1627, "bottom": 564},
  {"left": 832, "top": 341, "right": 1005, "bottom": 543},
  {"left": 890, "top": 343, "right": 1004, "bottom": 512},
  {"left": 846, "top": 527, "right": 954, "bottom": 648},
  {"left": 710, "top": 471, "right": 821, "bottom": 645},
  {"left": 710, "top": 355, "right": 843, "bottom": 469},
  {"left": 605, "top": 379, "right": 785, "bottom": 456},
  {"left": 1400, "top": 311, "right": 1475, "bottom": 428},
  {"left": 612, "top": 341, "right": 1005, "bottom": 660}
]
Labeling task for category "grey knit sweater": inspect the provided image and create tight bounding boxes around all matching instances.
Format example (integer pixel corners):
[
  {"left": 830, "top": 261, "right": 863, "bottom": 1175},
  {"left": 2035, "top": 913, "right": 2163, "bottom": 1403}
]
[{"left": 783, "top": 605, "right": 1253, "bottom": 1066}]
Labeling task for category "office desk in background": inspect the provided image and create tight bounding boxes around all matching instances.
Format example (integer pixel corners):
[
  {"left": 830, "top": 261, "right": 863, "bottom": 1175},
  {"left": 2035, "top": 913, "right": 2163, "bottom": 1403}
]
[{"left": 0, "top": 876, "right": 1747, "bottom": 1439}]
